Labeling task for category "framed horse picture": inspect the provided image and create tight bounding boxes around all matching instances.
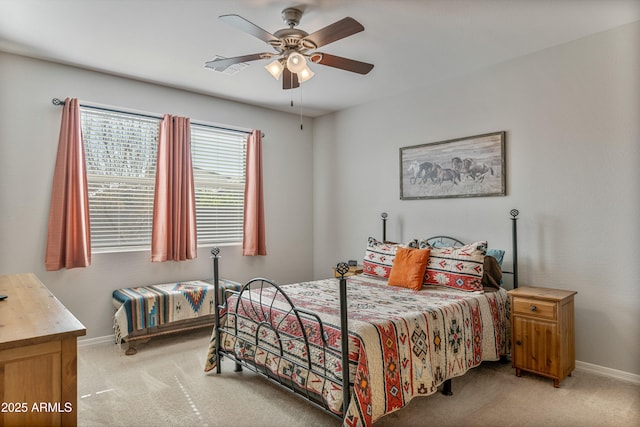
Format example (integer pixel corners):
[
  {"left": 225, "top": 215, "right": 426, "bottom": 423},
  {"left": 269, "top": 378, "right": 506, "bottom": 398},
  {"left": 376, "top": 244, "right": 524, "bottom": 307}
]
[{"left": 399, "top": 131, "right": 506, "bottom": 200}]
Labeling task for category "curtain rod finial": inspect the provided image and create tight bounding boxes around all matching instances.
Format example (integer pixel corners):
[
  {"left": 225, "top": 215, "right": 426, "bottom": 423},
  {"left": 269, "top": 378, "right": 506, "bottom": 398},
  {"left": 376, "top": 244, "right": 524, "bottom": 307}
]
[{"left": 52, "top": 98, "right": 65, "bottom": 106}]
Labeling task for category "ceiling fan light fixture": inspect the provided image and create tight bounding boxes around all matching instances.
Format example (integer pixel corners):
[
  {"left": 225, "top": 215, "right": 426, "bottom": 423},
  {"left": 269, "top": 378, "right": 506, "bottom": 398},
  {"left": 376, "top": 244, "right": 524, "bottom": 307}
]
[
  {"left": 286, "top": 52, "right": 307, "bottom": 73},
  {"left": 297, "top": 65, "right": 314, "bottom": 83},
  {"left": 265, "top": 59, "right": 284, "bottom": 80}
]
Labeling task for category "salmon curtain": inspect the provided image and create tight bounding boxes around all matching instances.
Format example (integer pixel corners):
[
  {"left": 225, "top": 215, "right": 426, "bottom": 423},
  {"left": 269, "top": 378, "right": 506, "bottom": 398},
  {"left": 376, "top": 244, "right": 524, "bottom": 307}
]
[
  {"left": 242, "top": 130, "right": 267, "bottom": 256},
  {"left": 151, "top": 114, "right": 197, "bottom": 262},
  {"left": 45, "top": 97, "right": 92, "bottom": 271}
]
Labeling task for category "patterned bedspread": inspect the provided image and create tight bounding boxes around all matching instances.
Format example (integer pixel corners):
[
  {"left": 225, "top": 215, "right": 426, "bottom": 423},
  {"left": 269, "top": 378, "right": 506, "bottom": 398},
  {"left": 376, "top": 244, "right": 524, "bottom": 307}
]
[
  {"left": 113, "top": 278, "right": 240, "bottom": 343},
  {"left": 204, "top": 275, "right": 510, "bottom": 426}
]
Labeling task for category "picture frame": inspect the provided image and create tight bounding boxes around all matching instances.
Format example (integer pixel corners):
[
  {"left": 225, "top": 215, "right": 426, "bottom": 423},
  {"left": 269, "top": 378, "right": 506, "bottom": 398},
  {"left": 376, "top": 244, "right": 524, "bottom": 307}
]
[{"left": 400, "top": 131, "right": 506, "bottom": 200}]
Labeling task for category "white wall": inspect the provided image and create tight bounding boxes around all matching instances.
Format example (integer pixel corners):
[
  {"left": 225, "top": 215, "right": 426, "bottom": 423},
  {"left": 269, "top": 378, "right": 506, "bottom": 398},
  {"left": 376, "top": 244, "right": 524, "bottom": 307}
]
[
  {"left": 313, "top": 22, "right": 640, "bottom": 375},
  {"left": 0, "top": 52, "right": 314, "bottom": 339}
]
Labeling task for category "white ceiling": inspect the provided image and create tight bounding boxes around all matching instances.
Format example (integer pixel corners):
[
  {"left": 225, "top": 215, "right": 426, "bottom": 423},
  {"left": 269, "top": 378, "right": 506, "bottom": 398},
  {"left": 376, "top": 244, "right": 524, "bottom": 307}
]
[{"left": 1, "top": 0, "right": 639, "bottom": 117}]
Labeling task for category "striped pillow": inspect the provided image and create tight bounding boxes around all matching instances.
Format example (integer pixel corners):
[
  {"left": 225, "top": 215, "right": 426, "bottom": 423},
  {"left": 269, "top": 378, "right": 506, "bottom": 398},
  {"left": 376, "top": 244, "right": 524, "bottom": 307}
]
[
  {"left": 362, "top": 237, "right": 399, "bottom": 279},
  {"left": 424, "top": 241, "right": 487, "bottom": 291}
]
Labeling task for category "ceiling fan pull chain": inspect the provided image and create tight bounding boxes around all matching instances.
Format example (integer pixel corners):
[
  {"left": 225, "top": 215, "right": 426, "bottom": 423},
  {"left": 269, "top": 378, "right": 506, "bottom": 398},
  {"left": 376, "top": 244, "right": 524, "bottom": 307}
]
[{"left": 299, "top": 86, "right": 303, "bottom": 131}]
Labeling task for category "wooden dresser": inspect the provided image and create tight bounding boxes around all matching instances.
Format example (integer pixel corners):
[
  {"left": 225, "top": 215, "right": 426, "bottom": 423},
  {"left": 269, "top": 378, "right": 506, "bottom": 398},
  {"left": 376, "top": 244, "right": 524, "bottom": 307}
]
[
  {"left": 508, "top": 286, "right": 576, "bottom": 387},
  {"left": 0, "top": 273, "right": 86, "bottom": 426}
]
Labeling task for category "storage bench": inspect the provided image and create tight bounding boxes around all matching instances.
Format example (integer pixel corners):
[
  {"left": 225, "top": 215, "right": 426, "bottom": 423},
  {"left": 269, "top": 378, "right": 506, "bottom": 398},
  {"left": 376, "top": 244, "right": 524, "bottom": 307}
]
[{"left": 113, "top": 278, "right": 241, "bottom": 355}]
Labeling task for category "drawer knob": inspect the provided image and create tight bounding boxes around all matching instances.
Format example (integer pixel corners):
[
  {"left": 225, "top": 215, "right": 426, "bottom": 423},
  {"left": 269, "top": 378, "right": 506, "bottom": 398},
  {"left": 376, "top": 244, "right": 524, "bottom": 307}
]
[
  {"left": 515, "top": 340, "right": 522, "bottom": 346},
  {"left": 530, "top": 305, "right": 537, "bottom": 312}
]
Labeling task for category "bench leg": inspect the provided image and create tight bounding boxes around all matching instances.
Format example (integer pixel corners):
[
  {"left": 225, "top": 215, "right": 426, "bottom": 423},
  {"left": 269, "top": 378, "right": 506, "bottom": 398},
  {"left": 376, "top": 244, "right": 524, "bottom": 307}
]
[{"left": 125, "top": 341, "right": 138, "bottom": 356}]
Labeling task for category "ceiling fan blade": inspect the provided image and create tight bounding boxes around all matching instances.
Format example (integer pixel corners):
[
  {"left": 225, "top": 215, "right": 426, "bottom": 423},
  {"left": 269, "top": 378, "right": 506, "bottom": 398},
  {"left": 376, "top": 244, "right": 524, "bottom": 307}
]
[
  {"left": 205, "top": 53, "right": 273, "bottom": 71},
  {"left": 311, "top": 53, "right": 374, "bottom": 75},
  {"left": 220, "top": 14, "right": 279, "bottom": 45},
  {"left": 303, "top": 17, "right": 364, "bottom": 48},
  {"left": 282, "top": 68, "right": 300, "bottom": 90}
]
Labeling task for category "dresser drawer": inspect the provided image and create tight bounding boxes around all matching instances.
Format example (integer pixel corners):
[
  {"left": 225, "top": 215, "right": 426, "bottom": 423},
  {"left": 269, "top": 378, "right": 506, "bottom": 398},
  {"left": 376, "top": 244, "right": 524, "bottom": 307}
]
[{"left": 512, "top": 297, "right": 556, "bottom": 320}]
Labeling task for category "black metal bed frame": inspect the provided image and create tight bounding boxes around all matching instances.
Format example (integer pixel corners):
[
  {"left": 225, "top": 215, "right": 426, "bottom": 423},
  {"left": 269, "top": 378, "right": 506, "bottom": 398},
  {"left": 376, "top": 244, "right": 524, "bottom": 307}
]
[{"left": 210, "top": 209, "right": 519, "bottom": 422}]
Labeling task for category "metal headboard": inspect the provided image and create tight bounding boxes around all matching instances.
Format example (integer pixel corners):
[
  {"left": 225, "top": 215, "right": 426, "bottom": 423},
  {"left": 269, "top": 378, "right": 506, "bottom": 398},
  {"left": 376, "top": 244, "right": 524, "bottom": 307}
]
[
  {"left": 424, "top": 236, "right": 466, "bottom": 248},
  {"left": 380, "top": 209, "right": 519, "bottom": 288}
]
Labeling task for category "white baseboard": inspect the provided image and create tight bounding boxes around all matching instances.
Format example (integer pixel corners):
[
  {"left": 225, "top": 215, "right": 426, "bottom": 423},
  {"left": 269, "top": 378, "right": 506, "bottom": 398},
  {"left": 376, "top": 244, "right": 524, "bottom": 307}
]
[
  {"left": 575, "top": 360, "right": 640, "bottom": 385},
  {"left": 78, "top": 335, "right": 115, "bottom": 348}
]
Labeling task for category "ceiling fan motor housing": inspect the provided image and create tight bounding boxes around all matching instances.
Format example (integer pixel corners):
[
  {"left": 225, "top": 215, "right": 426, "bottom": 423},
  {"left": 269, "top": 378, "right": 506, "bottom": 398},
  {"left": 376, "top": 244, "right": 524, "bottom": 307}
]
[
  {"left": 273, "top": 8, "right": 316, "bottom": 52},
  {"left": 272, "top": 28, "right": 313, "bottom": 51}
]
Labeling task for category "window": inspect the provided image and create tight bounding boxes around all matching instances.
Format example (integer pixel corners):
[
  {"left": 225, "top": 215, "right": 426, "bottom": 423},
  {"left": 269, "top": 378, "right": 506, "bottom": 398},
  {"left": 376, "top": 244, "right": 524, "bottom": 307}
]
[
  {"left": 191, "top": 124, "right": 246, "bottom": 245},
  {"left": 80, "top": 106, "right": 247, "bottom": 252},
  {"left": 81, "top": 108, "right": 158, "bottom": 251}
]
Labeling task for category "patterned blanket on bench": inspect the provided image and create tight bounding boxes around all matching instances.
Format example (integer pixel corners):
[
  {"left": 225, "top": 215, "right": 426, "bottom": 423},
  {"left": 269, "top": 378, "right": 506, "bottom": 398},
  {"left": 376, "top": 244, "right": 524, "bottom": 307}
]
[{"left": 113, "top": 278, "right": 240, "bottom": 343}]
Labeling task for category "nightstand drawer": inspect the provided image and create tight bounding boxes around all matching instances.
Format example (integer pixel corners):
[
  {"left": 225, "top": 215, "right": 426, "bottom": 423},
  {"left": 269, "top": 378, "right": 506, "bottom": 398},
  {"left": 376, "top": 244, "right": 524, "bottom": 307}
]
[{"left": 512, "top": 297, "right": 556, "bottom": 320}]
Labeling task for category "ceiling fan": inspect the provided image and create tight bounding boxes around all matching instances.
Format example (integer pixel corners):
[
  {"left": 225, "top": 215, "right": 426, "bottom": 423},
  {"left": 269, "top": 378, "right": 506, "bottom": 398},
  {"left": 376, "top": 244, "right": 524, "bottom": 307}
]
[{"left": 205, "top": 7, "right": 374, "bottom": 90}]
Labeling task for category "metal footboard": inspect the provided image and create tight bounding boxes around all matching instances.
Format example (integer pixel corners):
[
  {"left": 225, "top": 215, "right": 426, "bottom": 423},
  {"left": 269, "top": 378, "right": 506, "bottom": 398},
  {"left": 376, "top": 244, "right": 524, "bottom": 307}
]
[{"left": 211, "top": 248, "right": 352, "bottom": 420}]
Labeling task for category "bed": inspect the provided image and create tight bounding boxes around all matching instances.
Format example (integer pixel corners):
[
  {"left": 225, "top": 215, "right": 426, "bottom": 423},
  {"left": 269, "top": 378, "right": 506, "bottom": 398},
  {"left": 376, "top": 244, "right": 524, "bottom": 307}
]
[{"left": 204, "top": 210, "right": 519, "bottom": 426}]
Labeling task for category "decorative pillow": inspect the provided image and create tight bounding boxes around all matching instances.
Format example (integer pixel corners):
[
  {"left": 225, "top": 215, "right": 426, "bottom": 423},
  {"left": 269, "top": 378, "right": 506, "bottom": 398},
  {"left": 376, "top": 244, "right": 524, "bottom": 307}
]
[
  {"left": 388, "top": 247, "right": 431, "bottom": 291},
  {"left": 362, "top": 237, "right": 399, "bottom": 279},
  {"left": 486, "top": 248, "right": 505, "bottom": 267},
  {"left": 482, "top": 255, "right": 503, "bottom": 290},
  {"left": 424, "top": 241, "right": 487, "bottom": 292}
]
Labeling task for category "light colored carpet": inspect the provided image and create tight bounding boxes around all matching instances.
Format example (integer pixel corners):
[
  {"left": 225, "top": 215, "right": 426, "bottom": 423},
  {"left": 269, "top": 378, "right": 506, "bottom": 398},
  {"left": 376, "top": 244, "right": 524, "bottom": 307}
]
[{"left": 78, "top": 329, "right": 640, "bottom": 427}]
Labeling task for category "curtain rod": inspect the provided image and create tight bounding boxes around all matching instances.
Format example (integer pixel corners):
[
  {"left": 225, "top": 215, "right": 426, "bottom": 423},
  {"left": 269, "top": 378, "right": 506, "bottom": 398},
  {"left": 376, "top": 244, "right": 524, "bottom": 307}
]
[{"left": 51, "top": 98, "right": 263, "bottom": 137}]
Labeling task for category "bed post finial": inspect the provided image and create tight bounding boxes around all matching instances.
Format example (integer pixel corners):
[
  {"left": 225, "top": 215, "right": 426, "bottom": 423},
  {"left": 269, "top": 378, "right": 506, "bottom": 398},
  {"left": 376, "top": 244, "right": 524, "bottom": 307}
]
[
  {"left": 510, "top": 210, "right": 519, "bottom": 289},
  {"left": 336, "top": 262, "right": 350, "bottom": 278},
  {"left": 381, "top": 212, "right": 388, "bottom": 242}
]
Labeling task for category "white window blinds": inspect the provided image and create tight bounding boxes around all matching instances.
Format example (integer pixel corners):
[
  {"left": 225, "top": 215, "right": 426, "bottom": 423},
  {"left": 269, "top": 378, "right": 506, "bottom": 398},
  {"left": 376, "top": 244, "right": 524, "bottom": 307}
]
[
  {"left": 191, "top": 124, "right": 246, "bottom": 245},
  {"left": 80, "top": 106, "right": 247, "bottom": 252},
  {"left": 81, "top": 108, "right": 159, "bottom": 251}
]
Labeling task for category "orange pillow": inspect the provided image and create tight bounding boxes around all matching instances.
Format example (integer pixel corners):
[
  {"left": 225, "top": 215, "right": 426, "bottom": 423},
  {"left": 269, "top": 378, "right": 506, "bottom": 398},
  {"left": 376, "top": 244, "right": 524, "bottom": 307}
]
[{"left": 388, "top": 247, "right": 431, "bottom": 291}]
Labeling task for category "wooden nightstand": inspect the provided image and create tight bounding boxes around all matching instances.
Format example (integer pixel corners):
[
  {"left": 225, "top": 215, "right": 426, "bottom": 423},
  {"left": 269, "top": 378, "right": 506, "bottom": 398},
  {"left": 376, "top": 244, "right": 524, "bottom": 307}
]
[
  {"left": 508, "top": 286, "right": 577, "bottom": 387},
  {"left": 333, "top": 265, "right": 363, "bottom": 277}
]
